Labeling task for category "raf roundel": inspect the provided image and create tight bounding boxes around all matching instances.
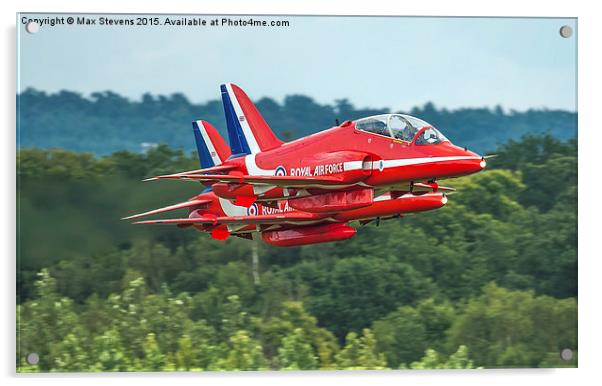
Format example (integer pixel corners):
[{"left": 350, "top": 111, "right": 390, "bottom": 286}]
[
  {"left": 275, "top": 166, "right": 286, "bottom": 176},
  {"left": 247, "top": 203, "right": 258, "bottom": 216}
]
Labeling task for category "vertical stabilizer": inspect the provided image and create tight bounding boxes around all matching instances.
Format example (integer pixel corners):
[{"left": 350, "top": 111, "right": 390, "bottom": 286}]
[
  {"left": 220, "top": 83, "right": 283, "bottom": 155},
  {"left": 192, "top": 120, "right": 232, "bottom": 168}
]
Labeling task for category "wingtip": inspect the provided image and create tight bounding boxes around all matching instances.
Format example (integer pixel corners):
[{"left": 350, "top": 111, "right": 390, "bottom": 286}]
[
  {"left": 132, "top": 220, "right": 154, "bottom": 225},
  {"left": 122, "top": 214, "right": 145, "bottom": 221}
]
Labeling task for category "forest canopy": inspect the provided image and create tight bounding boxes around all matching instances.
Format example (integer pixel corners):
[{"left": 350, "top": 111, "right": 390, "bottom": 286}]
[{"left": 17, "top": 132, "right": 577, "bottom": 371}]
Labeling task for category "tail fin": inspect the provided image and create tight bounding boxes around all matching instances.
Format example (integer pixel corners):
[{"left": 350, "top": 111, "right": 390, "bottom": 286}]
[
  {"left": 192, "top": 120, "right": 232, "bottom": 168},
  {"left": 221, "top": 83, "right": 283, "bottom": 156}
]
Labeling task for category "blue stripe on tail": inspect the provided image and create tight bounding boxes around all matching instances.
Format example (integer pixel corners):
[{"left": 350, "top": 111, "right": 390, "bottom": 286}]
[
  {"left": 220, "top": 84, "right": 251, "bottom": 157},
  {"left": 192, "top": 121, "right": 215, "bottom": 169}
]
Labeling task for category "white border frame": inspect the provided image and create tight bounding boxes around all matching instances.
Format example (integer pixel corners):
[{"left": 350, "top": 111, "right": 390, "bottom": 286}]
[{"left": 4, "top": 1, "right": 598, "bottom": 385}]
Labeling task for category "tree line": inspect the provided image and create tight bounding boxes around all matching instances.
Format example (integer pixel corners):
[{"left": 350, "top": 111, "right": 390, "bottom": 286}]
[{"left": 17, "top": 88, "right": 576, "bottom": 155}]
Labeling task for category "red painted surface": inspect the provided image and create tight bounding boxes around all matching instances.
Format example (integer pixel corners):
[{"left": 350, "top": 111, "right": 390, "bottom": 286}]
[
  {"left": 212, "top": 183, "right": 254, "bottom": 199},
  {"left": 262, "top": 223, "right": 356, "bottom": 247},
  {"left": 289, "top": 188, "right": 373, "bottom": 213},
  {"left": 231, "top": 84, "right": 283, "bottom": 151},
  {"left": 234, "top": 195, "right": 257, "bottom": 208},
  {"left": 199, "top": 120, "right": 232, "bottom": 161},
  {"left": 333, "top": 193, "right": 446, "bottom": 222},
  {"left": 211, "top": 228, "right": 230, "bottom": 240}
]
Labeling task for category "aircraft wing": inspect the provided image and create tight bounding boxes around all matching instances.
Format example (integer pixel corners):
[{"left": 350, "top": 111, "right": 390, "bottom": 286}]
[
  {"left": 149, "top": 173, "right": 347, "bottom": 187},
  {"left": 121, "top": 199, "right": 212, "bottom": 220},
  {"left": 132, "top": 211, "right": 323, "bottom": 226},
  {"left": 143, "top": 164, "right": 236, "bottom": 182}
]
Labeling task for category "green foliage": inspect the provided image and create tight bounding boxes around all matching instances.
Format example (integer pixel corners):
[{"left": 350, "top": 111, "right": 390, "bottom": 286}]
[
  {"left": 284, "top": 256, "right": 434, "bottom": 337},
  {"left": 447, "top": 283, "right": 577, "bottom": 368},
  {"left": 141, "top": 333, "right": 166, "bottom": 371},
  {"left": 335, "top": 329, "right": 387, "bottom": 370},
  {"left": 175, "top": 335, "right": 194, "bottom": 371},
  {"left": 491, "top": 134, "right": 577, "bottom": 212},
  {"left": 416, "top": 299, "right": 456, "bottom": 352},
  {"left": 16, "top": 135, "right": 577, "bottom": 371},
  {"left": 92, "top": 328, "right": 130, "bottom": 371},
  {"left": 17, "top": 146, "right": 199, "bottom": 300},
  {"left": 277, "top": 328, "right": 318, "bottom": 370},
  {"left": 17, "top": 271, "right": 576, "bottom": 371},
  {"left": 372, "top": 305, "right": 427, "bottom": 367},
  {"left": 409, "top": 345, "right": 476, "bottom": 369},
  {"left": 450, "top": 169, "right": 525, "bottom": 220},
  {"left": 210, "top": 330, "right": 267, "bottom": 371},
  {"left": 17, "top": 269, "right": 84, "bottom": 371},
  {"left": 258, "top": 301, "right": 338, "bottom": 369}
]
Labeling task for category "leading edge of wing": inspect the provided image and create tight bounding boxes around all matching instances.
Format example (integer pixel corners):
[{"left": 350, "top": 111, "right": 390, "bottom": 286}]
[
  {"left": 132, "top": 212, "right": 321, "bottom": 225},
  {"left": 121, "top": 199, "right": 212, "bottom": 220},
  {"left": 143, "top": 164, "right": 236, "bottom": 182},
  {"left": 148, "top": 173, "right": 346, "bottom": 187}
]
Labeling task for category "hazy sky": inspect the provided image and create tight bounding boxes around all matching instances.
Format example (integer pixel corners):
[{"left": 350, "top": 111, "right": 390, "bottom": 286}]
[{"left": 17, "top": 14, "right": 577, "bottom": 112}]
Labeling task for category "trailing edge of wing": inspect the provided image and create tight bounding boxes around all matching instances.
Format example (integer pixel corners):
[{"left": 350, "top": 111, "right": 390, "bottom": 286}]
[
  {"left": 151, "top": 173, "right": 346, "bottom": 187},
  {"left": 121, "top": 199, "right": 212, "bottom": 220},
  {"left": 143, "top": 164, "right": 236, "bottom": 182},
  {"left": 133, "top": 212, "right": 321, "bottom": 226}
]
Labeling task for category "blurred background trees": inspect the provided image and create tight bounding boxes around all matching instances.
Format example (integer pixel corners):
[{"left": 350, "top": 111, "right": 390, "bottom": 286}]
[
  {"left": 16, "top": 91, "right": 577, "bottom": 371},
  {"left": 17, "top": 88, "right": 576, "bottom": 155}
]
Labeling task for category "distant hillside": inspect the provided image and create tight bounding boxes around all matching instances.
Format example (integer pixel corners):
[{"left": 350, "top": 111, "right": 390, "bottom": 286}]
[{"left": 17, "top": 88, "right": 577, "bottom": 155}]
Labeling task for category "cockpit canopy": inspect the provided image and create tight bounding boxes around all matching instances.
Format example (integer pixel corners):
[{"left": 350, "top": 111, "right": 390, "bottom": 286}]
[{"left": 354, "top": 114, "right": 449, "bottom": 145}]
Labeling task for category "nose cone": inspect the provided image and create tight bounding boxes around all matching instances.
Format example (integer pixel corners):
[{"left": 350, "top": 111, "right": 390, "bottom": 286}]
[
  {"left": 465, "top": 149, "right": 486, "bottom": 170},
  {"left": 448, "top": 148, "right": 486, "bottom": 177},
  {"left": 466, "top": 150, "right": 487, "bottom": 171},
  {"left": 416, "top": 144, "right": 487, "bottom": 180},
  {"left": 468, "top": 150, "right": 486, "bottom": 174}
]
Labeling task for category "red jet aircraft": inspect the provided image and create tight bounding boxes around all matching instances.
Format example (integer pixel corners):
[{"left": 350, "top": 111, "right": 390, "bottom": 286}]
[{"left": 124, "top": 83, "right": 487, "bottom": 246}]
